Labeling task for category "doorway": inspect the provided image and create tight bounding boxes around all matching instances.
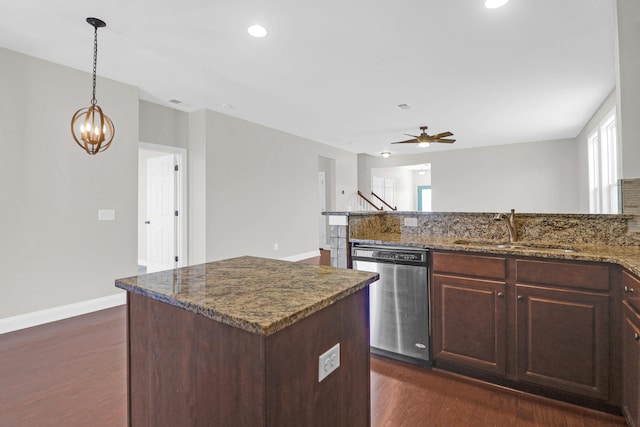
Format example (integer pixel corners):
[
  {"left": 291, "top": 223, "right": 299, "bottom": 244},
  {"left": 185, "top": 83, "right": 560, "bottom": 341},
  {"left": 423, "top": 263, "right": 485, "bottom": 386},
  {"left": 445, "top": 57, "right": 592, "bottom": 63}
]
[
  {"left": 318, "top": 156, "right": 336, "bottom": 250},
  {"left": 138, "top": 143, "right": 187, "bottom": 273}
]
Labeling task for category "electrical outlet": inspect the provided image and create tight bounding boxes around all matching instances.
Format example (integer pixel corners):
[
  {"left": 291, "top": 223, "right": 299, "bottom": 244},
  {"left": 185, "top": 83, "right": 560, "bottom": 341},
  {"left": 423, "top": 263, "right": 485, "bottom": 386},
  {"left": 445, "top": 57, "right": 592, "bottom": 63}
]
[
  {"left": 274, "top": 243, "right": 279, "bottom": 251},
  {"left": 318, "top": 343, "right": 340, "bottom": 382},
  {"left": 404, "top": 217, "right": 418, "bottom": 227}
]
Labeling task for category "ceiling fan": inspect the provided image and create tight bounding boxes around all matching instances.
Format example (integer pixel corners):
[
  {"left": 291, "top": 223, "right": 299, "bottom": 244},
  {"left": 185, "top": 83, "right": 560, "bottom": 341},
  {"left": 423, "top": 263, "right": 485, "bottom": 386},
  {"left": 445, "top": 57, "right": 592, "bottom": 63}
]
[{"left": 391, "top": 125, "right": 455, "bottom": 147}]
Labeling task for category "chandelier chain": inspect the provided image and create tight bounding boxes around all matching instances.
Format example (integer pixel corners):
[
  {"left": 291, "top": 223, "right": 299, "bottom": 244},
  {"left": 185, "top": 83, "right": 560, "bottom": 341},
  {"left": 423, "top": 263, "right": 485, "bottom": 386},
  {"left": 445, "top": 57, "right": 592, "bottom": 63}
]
[{"left": 91, "top": 25, "right": 98, "bottom": 106}]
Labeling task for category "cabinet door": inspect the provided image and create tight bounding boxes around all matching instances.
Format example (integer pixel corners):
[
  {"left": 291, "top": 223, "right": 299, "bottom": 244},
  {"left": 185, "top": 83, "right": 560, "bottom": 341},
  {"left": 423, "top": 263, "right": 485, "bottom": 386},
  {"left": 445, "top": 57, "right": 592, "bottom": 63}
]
[
  {"left": 432, "top": 274, "right": 506, "bottom": 376},
  {"left": 516, "top": 285, "right": 609, "bottom": 400},
  {"left": 623, "top": 302, "right": 640, "bottom": 427}
]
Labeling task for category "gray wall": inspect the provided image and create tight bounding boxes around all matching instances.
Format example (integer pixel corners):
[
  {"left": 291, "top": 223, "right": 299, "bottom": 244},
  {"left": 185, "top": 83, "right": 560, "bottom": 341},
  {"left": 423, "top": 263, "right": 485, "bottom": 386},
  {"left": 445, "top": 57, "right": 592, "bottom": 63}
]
[
  {"left": 0, "top": 47, "right": 139, "bottom": 318},
  {"left": 359, "top": 139, "right": 580, "bottom": 213},
  {"left": 615, "top": 0, "right": 640, "bottom": 179},
  {"left": 1, "top": 53, "right": 358, "bottom": 319},
  {"left": 190, "top": 110, "right": 358, "bottom": 263},
  {"left": 139, "top": 101, "right": 188, "bottom": 148}
]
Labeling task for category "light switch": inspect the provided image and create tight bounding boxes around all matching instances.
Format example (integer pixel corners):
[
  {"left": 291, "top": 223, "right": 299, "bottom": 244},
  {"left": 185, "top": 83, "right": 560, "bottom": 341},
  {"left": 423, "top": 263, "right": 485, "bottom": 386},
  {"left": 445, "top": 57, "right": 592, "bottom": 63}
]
[{"left": 98, "top": 209, "right": 115, "bottom": 221}]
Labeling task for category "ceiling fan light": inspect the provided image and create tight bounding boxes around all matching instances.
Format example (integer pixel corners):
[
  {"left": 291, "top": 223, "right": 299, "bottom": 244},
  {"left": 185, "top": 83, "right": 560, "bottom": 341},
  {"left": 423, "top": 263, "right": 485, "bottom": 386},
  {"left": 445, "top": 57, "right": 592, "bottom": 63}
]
[
  {"left": 418, "top": 141, "right": 430, "bottom": 148},
  {"left": 485, "top": 0, "right": 509, "bottom": 9}
]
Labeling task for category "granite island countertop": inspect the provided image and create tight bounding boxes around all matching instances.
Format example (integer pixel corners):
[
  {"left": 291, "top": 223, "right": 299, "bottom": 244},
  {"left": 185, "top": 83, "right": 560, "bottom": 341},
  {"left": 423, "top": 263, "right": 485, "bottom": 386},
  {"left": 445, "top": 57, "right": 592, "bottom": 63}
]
[
  {"left": 351, "top": 234, "right": 640, "bottom": 277},
  {"left": 115, "top": 256, "right": 379, "bottom": 336}
]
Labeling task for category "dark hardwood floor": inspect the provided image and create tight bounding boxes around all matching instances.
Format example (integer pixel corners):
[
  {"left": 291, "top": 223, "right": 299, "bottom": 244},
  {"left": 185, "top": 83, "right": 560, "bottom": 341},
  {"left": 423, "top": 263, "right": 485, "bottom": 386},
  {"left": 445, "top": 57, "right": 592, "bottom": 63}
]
[{"left": 0, "top": 253, "right": 627, "bottom": 426}]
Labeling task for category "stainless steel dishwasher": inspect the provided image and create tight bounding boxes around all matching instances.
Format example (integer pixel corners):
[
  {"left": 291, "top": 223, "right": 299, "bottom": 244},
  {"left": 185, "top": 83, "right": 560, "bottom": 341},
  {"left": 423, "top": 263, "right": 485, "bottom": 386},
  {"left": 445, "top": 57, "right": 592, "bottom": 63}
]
[{"left": 351, "top": 244, "right": 430, "bottom": 367}]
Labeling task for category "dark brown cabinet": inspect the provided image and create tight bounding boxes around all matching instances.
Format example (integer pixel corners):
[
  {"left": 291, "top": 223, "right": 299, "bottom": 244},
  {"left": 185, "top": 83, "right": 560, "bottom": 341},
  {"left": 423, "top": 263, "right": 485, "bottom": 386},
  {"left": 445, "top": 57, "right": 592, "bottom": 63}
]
[
  {"left": 623, "top": 270, "right": 640, "bottom": 427},
  {"left": 515, "top": 284, "right": 609, "bottom": 400},
  {"left": 515, "top": 259, "right": 611, "bottom": 401},
  {"left": 431, "top": 251, "right": 613, "bottom": 404},
  {"left": 432, "top": 274, "right": 507, "bottom": 376},
  {"left": 432, "top": 252, "right": 507, "bottom": 376}
]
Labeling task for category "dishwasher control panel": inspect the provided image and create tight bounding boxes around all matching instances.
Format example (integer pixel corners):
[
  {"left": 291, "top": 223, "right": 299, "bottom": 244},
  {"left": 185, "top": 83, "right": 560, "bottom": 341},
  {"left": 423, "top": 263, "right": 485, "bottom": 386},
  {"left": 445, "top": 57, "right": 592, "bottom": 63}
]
[{"left": 351, "top": 245, "right": 429, "bottom": 266}]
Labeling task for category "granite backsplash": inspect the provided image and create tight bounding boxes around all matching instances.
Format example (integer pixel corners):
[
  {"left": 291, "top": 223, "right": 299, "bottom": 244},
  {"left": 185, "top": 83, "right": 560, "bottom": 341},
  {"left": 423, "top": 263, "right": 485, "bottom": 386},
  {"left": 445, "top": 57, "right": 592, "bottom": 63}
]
[{"left": 348, "top": 212, "right": 640, "bottom": 246}]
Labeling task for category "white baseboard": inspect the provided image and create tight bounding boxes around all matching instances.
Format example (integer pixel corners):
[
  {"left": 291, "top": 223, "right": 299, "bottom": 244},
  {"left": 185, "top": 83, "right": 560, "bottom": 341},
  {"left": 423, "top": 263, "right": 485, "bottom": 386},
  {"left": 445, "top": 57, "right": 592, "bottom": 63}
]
[
  {"left": 0, "top": 293, "right": 127, "bottom": 335},
  {"left": 0, "top": 250, "right": 324, "bottom": 335},
  {"left": 279, "top": 249, "right": 321, "bottom": 262}
]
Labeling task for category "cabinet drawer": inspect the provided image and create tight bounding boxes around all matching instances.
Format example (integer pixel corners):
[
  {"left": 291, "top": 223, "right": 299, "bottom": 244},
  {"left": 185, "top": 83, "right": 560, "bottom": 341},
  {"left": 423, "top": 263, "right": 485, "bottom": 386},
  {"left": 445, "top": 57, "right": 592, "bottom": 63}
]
[
  {"left": 516, "top": 259, "right": 609, "bottom": 291},
  {"left": 432, "top": 252, "right": 506, "bottom": 280}
]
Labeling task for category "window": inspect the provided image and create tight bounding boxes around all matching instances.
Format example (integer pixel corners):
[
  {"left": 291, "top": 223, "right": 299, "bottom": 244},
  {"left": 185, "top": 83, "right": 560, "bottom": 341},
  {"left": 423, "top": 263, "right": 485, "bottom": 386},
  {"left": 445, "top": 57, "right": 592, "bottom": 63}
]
[
  {"left": 588, "top": 110, "right": 619, "bottom": 213},
  {"left": 418, "top": 186, "right": 432, "bottom": 212}
]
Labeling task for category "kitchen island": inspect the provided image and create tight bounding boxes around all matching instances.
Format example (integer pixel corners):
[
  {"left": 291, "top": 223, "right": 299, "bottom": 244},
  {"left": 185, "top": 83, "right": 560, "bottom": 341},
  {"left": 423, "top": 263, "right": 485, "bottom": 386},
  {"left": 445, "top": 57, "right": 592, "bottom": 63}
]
[{"left": 115, "top": 256, "right": 378, "bottom": 426}]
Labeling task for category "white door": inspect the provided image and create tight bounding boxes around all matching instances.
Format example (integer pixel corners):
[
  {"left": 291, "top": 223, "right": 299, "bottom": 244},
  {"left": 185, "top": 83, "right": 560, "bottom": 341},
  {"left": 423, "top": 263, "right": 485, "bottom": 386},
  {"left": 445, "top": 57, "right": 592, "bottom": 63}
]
[
  {"left": 146, "top": 154, "right": 176, "bottom": 273},
  {"left": 318, "top": 172, "right": 327, "bottom": 248}
]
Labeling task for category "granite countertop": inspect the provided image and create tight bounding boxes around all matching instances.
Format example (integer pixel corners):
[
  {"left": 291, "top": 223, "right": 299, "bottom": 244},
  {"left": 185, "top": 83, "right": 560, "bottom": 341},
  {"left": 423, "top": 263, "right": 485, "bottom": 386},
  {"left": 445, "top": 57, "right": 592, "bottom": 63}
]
[
  {"left": 115, "top": 256, "right": 378, "bottom": 336},
  {"left": 351, "top": 233, "right": 640, "bottom": 277}
]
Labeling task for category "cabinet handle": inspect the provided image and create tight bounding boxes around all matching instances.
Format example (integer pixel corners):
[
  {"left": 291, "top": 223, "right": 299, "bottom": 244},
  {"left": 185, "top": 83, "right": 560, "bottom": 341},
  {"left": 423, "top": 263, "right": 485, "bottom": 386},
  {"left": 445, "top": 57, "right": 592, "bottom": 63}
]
[
  {"left": 497, "top": 292, "right": 504, "bottom": 298},
  {"left": 635, "top": 333, "right": 640, "bottom": 341},
  {"left": 625, "top": 286, "right": 635, "bottom": 293},
  {"left": 517, "top": 295, "right": 524, "bottom": 301}
]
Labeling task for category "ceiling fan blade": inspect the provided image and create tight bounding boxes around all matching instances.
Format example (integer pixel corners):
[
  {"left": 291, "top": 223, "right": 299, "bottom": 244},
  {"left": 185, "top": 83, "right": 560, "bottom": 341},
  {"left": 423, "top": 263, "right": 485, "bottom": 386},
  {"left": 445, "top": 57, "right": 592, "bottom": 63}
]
[
  {"left": 433, "top": 138, "right": 456, "bottom": 143},
  {"left": 404, "top": 133, "right": 420, "bottom": 138},
  {"left": 391, "top": 138, "right": 419, "bottom": 144},
  {"left": 431, "top": 131, "right": 453, "bottom": 139}
]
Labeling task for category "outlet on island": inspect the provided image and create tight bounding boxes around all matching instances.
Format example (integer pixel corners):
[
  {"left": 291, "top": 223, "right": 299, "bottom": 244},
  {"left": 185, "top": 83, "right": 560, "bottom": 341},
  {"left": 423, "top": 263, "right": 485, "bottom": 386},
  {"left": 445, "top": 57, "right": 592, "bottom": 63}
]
[{"left": 318, "top": 343, "right": 340, "bottom": 382}]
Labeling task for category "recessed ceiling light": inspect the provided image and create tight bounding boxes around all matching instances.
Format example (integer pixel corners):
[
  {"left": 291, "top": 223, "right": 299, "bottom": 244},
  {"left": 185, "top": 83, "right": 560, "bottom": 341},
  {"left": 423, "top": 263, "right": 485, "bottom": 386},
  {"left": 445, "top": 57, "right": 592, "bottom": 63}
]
[
  {"left": 485, "top": 0, "right": 509, "bottom": 8},
  {"left": 169, "top": 99, "right": 183, "bottom": 105},
  {"left": 381, "top": 151, "right": 391, "bottom": 158},
  {"left": 397, "top": 103, "right": 411, "bottom": 110},
  {"left": 248, "top": 25, "right": 268, "bottom": 38}
]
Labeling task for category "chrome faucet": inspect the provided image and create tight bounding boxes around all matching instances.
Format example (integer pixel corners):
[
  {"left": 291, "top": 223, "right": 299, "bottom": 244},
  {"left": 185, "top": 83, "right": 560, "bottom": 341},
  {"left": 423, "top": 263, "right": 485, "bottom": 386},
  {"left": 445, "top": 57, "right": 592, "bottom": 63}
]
[{"left": 493, "top": 208, "right": 517, "bottom": 243}]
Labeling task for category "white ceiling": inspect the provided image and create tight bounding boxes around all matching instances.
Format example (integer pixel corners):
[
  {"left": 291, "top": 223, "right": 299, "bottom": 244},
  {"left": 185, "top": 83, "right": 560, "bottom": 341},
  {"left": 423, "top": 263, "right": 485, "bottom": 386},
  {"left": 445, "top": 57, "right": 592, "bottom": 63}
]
[{"left": 0, "top": 0, "right": 615, "bottom": 157}]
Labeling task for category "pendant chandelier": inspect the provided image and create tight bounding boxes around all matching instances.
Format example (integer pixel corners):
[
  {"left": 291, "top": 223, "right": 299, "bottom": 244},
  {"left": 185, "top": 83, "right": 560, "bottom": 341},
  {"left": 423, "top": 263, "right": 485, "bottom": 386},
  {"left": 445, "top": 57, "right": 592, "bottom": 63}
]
[{"left": 71, "top": 17, "right": 115, "bottom": 155}]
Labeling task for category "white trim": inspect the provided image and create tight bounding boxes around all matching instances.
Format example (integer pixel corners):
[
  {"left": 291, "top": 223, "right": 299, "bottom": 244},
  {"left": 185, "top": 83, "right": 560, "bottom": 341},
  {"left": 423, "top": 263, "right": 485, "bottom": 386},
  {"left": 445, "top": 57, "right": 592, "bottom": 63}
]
[
  {"left": 138, "top": 259, "right": 147, "bottom": 267},
  {"left": 0, "top": 293, "right": 126, "bottom": 335},
  {"left": 279, "top": 250, "right": 321, "bottom": 262}
]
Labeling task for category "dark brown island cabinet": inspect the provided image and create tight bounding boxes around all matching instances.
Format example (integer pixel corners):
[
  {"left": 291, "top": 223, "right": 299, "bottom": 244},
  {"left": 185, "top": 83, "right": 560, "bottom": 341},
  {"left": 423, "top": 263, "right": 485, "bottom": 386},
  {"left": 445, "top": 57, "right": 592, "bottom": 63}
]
[
  {"left": 431, "top": 251, "right": 617, "bottom": 409},
  {"left": 115, "top": 256, "right": 378, "bottom": 427},
  {"left": 623, "top": 270, "right": 640, "bottom": 427}
]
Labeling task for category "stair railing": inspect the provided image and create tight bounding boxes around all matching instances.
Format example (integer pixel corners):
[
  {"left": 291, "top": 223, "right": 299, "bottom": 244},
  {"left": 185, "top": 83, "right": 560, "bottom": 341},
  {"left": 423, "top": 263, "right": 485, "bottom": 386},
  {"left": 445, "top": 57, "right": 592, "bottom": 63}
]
[
  {"left": 357, "top": 191, "right": 382, "bottom": 211},
  {"left": 371, "top": 192, "right": 397, "bottom": 211}
]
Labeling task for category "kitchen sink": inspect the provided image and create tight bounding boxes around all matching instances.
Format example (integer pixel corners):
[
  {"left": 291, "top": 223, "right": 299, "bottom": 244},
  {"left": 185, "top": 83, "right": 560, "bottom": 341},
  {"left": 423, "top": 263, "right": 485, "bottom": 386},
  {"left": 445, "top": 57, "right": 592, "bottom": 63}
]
[{"left": 453, "top": 239, "right": 580, "bottom": 253}]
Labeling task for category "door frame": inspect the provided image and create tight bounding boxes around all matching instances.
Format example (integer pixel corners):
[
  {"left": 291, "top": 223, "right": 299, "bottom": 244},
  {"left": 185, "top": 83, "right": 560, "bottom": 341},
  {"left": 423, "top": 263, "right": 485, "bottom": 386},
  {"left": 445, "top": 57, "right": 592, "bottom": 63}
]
[{"left": 139, "top": 142, "right": 188, "bottom": 268}]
